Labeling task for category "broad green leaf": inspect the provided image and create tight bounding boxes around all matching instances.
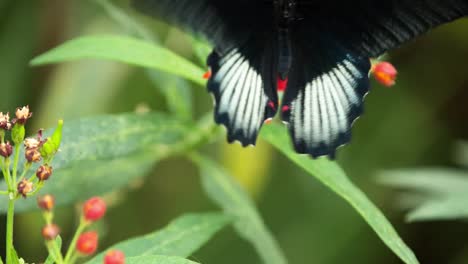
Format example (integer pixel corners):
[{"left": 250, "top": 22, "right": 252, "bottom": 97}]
[
  {"left": 379, "top": 168, "right": 468, "bottom": 221},
  {"left": 93, "top": 0, "right": 194, "bottom": 120},
  {"left": 86, "top": 213, "right": 231, "bottom": 264},
  {"left": 123, "top": 255, "right": 199, "bottom": 264},
  {"left": 44, "top": 236, "right": 62, "bottom": 264},
  {"left": 0, "top": 112, "right": 193, "bottom": 213},
  {"left": 30, "top": 35, "right": 205, "bottom": 86},
  {"left": 191, "top": 154, "right": 287, "bottom": 264},
  {"left": 260, "top": 124, "right": 419, "bottom": 264}
]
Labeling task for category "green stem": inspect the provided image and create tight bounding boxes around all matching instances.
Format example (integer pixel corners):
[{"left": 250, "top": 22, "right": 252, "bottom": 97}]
[
  {"left": 68, "top": 252, "right": 78, "bottom": 264},
  {"left": 18, "top": 162, "right": 32, "bottom": 182},
  {"left": 12, "top": 145, "right": 20, "bottom": 186},
  {"left": 5, "top": 197, "right": 14, "bottom": 264},
  {"left": 64, "top": 218, "right": 88, "bottom": 263},
  {"left": 27, "top": 181, "right": 44, "bottom": 197},
  {"left": 0, "top": 190, "right": 8, "bottom": 195},
  {"left": 1, "top": 159, "right": 11, "bottom": 192},
  {"left": 47, "top": 240, "right": 64, "bottom": 264}
]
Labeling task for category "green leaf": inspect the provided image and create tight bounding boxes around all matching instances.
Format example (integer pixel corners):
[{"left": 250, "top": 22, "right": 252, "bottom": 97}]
[
  {"left": 30, "top": 35, "right": 206, "bottom": 86},
  {"left": 0, "top": 112, "right": 193, "bottom": 213},
  {"left": 260, "top": 124, "right": 419, "bottom": 264},
  {"left": 86, "top": 213, "right": 231, "bottom": 264},
  {"left": 10, "top": 248, "right": 20, "bottom": 264},
  {"left": 379, "top": 168, "right": 468, "bottom": 222},
  {"left": 44, "top": 236, "right": 62, "bottom": 264},
  {"left": 191, "top": 154, "right": 287, "bottom": 264},
  {"left": 122, "top": 255, "right": 199, "bottom": 264}
]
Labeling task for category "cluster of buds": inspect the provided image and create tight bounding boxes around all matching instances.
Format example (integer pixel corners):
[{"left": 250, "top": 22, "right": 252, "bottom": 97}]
[{"left": 38, "top": 196, "right": 121, "bottom": 264}]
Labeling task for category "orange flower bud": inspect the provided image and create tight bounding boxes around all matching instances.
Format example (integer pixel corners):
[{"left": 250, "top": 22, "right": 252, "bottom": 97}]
[
  {"left": 371, "top": 61, "right": 398, "bottom": 87},
  {"left": 83, "top": 197, "right": 107, "bottom": 222},
  {"left": 76, "top": 231, "right": 98, "bottom": 255},
  {"left": 25, "top": 148, "right": 41, "bottom": 163},
  {"left": 37, "top": 194, "right": 55, "bottom": 211}
]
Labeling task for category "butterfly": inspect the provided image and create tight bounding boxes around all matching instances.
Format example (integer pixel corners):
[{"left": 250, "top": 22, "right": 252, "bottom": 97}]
[{"left": 133, "top": 0, "right": 468, "bottom": 158}]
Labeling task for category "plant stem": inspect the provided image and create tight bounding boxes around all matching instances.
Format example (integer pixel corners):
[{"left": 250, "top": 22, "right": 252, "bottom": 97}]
[
  {"left": 0, "top": 190, "right": 8, "bottom": 195},
  {"left": 12, "top": 145, "right": 20, "bottom": 186},
  {"left": 5, "top": 197, "right": 14, "bottom": 264},
  {"left": 64, "top": 218, "right": 88, "bottom": 263},
  {"left": 47, "top": 240, "right": 64, "bottom": 264}
]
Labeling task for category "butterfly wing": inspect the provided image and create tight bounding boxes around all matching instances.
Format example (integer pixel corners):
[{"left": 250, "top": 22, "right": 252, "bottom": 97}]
[
  {"left": 208, "top": 35, "right": 279, "bottom": 146},
  {"left": 298, "top": 0, "right": 468, "bottom": 57},
  {"left": 281, "top": 25, "right": 370, "bottom": 158},
  {"left": 133, "top": 0, "right": 279, "bottom": 146},
  {"left": 281, "top": 0, "right": 468, "bottom": 158},
  {"left": 132, "top": 0, "right": 268, "bottom": 47}
]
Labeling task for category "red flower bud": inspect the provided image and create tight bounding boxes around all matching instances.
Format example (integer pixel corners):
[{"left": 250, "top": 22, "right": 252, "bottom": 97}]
[
  {"left": 104, "top": 250, "right": 125, "bottom": 264},
  {"left": 76, "top": 231, "right": 98, "bottom": 255},
  {"left": 0, "top": 141, "right": 13, "bottom": 158},
  {"left": 37, "top": 194, "right": 55, "bottom": 211},
  {"left": 36, "top": 165, "right": 53, "bottom": 181},
  {"left": 371, "top": 61, "right": 398, "bottom": 87},
  {"left": 83, "top": 197, "right": 106, "bottom": 222},
  {"left": 42, "top": 224, "right": 60, "bottom": 240}
]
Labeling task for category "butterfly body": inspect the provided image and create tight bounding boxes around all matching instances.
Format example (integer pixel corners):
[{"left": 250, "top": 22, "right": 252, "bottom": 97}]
[{"left": 134, "top": 0, "right": 468, "bottom": 158}]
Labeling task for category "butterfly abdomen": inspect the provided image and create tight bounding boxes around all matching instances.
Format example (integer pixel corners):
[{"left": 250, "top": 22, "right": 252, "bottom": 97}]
[{"left": 277, "top": 28, "right": 292, "bottom": 80}]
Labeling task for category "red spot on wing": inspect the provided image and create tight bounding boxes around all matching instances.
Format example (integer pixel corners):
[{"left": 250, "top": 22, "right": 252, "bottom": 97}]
[
  {"left": 281, "top": 105, "right": 290, "bottom": 113},
  {"left": 203, "top": 69, "right": 212, "bottom": 79},
  {"left": 268, "top": 101, "right": 276, "bottom": 110},
  {"left": 277, "top": 76, "right": 288, "bottom": 92}
]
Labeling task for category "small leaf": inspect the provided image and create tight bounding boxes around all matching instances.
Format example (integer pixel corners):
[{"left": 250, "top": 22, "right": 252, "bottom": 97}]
[
  {"left": 30, "top": 35, "right": 206, "bottom": 86},
  {"left": 86, "top": 213, "right": 231, "bottom": 264},
  {"left": 10, "top": 248, "right": 20, "bottom": 264},
  {"left": 191, "top": 154, "right": 287, "bottom": 264},
  {"left": 379, "top": 168, "right": 468, "bottom": 222},
  {"left": 121, "top": 255, "right": 199, "bottom": 264},
  {"left": 44, "top": 236, "right": 62, "bottom": 264},
  {"left": 260, "top": 124, "right": 419, "bottom": 264}
]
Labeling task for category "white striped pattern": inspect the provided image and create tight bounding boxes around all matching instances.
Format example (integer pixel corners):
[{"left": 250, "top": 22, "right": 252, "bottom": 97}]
[
  {"left": 212, "top": 49, "right": 269, "bottom": 141},
  {"left": 290, "top": 57, "right": 364, "bottom": 147}
]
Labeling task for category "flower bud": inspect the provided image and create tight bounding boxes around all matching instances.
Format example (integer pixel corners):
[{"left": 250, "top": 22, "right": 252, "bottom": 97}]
[
  {"left": 104, "top": 250, "right": 125, "bottom": 264},
  {"left": 83, "top": 197, "right": 106, "bottom": 222},
  {"left": 42, "top": 224, "right": 60, "bottom": 240},
  {"left": 40, "top": 120, "right": 63, "bottom": 162},
  {"left": 0, "top": 112, "right": 11, "bottom": 130},
  {"left": 76, "top": 231, "right": 98, "bottom": 255},
  {"left": 36, "top": 165, "right": 53, "bottom": 181},
  {"left": 0, "top": 141, "right": 13, "bottom": 158},
  {"left": 24, "top": 137, "right": 40, "bottom": 149},
  {"left": 37, "top": 194, "right": 55, "bottom": 211},
  {"left": 11, "top": 123, "right": 25, "bottom": 146},
  {"left": 25, "top": 148, "right": 41, "bottom": 163},
  {"left": 14, "top": 106, "right": 32, "bottom": 125},
  {"left": 371, "top": 61, "right": 398, "bottom": 87},
  {"left": 17, "top": 179, "right": 33, "bottom": 197}
]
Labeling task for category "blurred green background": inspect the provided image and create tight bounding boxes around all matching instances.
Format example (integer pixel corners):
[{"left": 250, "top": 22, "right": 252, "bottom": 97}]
[{"left": 1, "top": 0, "right": 468, "bottom": 263}]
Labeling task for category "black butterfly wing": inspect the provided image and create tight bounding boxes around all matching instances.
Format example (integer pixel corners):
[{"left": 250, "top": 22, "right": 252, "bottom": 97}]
[
  {"left": 132, "top": 0, "right": 268, "bottom": 47},
  {"left": 281, "top": 24, "right": 370, "bottom": 158},
  {"left": 208, "top": 34, "right": 279, "bottom": 146},
  {"left": 298, "top": 0, "right": 468, "bottom": 57},
  {"left": 282, "top": 0, "right": 468, "bottom": 158},
  {"left": 133, "top": 0, "right": 279, "bottom": 146}
]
